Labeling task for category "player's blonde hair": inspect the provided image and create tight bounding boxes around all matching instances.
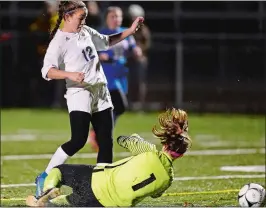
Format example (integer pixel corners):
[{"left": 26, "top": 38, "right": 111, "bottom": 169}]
[{"left": 152, "top": 108, "right": 192, "bottom": 154}]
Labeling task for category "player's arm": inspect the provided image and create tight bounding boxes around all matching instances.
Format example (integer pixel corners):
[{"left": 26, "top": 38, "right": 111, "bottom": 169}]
[
  {"left": 86, "top": 17, "right": 143, "bottom": 51},
  {"left": 85, "top": 26, "right": 109, "bottom": 51},
  {"left": 108, "top": 28, "right": 134, "bottom": 47},
  {"left": 109, "top": 17, "right": 144, "bottom": 46},
  {"left": 41, "top": 40, "right": 84, "bottom": 82},
  {"left": 151, "top": 174, "right": 174, "bottom": 198},
  {"left": 98, "top": 51, "right": 115, "bottom": 63},
  {"left": 109, "top": 17, "right": 143, "bottom": 47},
  {"left": 41, "top": 40, "right": 66, "bottom": 81},
  {"left": 117, "top": 134, "right": 157, "bottom": 156},
  {"left": 150, "top": 182, "right": 171, "bottom": 198}
]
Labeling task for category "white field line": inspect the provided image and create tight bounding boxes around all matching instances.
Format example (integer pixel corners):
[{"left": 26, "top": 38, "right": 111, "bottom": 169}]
[
  {"left": 196, "top": 140, "right": 265, "bottom": 148},
  {"left": 1, "top": 174, "right": 265, "bottom": 188},
  {"left": 1, "top": 148, "right": 265, "bottom": 161},
  {"left": 1, "top": 183, "right": 35, "bottom": 188},
  {"left": 1, "top": 131, "right": 152, "bottom": 142},
  {"left": 2, "top": 131, "right": 265, "bottom": 148},
  {"left": 173, "top": 174, "right": 266, "bottom": 181},
  {"left": 1, "top": 129, "right": 69, "bottom": 141},
  {"left": 1, "top": 132, "right": 154, "bottom": 142},
  {"left": 194, "top": 134, "right": 265, "bottom": 148},
  {"left": 194, "top": 134, "right": 221, "bottom": 140},
  {"left": 1, "top": 134, "right": 69, "bottom": 142},
  {"left": 2, "top": 132, "right": 265, "bottom": 150},
  {"left": 221, "top": 165, "right": 266, "bottom": 173},
  {"left": 1, "top": 152, "right": 130, "bottom": 161},
  {"left": 0, "top": 132, "right": 219, "bottom": 142}
]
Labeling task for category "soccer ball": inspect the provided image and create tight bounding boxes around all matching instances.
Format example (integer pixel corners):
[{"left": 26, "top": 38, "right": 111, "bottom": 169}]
[{"left": 238, "top": 183, "right": 266, "bottom": 207}]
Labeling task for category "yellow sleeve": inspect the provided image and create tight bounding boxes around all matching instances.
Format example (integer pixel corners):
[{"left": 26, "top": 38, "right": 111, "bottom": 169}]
[
  {"left": 151, "top": 167, "right": 174, "bottom": 198},
  {"left": 117, "top": 134, "right": 157, "bottom": 156}
]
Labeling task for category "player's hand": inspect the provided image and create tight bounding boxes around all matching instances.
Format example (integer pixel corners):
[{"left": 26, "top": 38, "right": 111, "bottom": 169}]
[
  {"left": 130, "top": 17, "right": 144, "bottom": 34},
  {"left": 67, "top": 72, "right": 85, "bottom": 83},
  {"left": 99, "top": 53, "right": 109, "bottom": 61}
]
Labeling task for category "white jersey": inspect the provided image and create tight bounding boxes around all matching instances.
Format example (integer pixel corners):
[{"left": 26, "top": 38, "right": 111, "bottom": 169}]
[{"left": 41, "top": 26, "right": 109, "bottom": 88}]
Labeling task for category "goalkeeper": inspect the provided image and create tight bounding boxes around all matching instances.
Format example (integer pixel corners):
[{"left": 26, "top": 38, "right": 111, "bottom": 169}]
[{"left": 26, "top": 108, "right": 192, "bottom": 207}]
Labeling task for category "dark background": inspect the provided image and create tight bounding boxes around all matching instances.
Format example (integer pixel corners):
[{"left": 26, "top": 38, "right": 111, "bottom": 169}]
[{"left": 1, "top": 1, "right": 265, "bottom": 114}]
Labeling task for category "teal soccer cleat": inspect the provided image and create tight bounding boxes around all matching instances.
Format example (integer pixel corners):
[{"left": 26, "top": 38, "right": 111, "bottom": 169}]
[{"left": 35, "top": 172, "right": 48, "bottom": 198}]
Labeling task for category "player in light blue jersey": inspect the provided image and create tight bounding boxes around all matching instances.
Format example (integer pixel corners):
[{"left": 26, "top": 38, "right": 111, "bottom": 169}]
[{"left": 88, "top": 6, "right": 142, "bottom": 151}]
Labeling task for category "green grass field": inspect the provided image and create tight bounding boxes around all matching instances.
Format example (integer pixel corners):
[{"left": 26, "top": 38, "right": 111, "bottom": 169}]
[{"left": 1, "top": 109, "right": 265, "bottom": 207}]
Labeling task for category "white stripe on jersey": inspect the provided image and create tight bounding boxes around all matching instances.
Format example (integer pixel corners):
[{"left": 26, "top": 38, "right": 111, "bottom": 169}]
[{"left": 41, "top": 26, "right": 110, "bottom": 88}]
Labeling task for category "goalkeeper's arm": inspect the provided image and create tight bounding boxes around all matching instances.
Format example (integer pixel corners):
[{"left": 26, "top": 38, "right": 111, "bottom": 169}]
[
  {"left": 150, "top": 183, "right": 171, "bottom": 198},
  {"left": 117, "top": 134, "right": 157, "bottom": 156}
]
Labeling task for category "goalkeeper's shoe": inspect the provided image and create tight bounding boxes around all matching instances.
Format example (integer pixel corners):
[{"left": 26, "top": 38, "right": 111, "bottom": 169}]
[
  {"left": 26, "top": 188, "right": 60, "bottom": 207},
  {"left": 35, "top": 171, "right": 48, "bottom": 198}
]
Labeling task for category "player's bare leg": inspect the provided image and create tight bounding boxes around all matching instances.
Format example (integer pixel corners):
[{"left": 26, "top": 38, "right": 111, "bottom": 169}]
[
  {"left": 26, "top": 195, "right": 38, "bottom": 207},
  {"left": 27, "top": 168, "right": 63, "bottom": 206},
  {"left": 88, "top": 129, "right": 99, "bottom": 152},
  {"left": 26, "top": 188, "right": 60, "bottom": 207}
]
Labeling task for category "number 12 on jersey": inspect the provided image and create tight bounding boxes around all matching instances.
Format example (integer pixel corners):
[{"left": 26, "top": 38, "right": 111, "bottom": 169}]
[{"left": 82, "top": 46, "right": 95, "bottom": 61}]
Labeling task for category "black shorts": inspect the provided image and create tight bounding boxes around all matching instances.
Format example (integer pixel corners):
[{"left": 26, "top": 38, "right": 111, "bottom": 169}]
[
  {"left": 56, "top": 164, "right": 103, "bottom": 207},
  {"left": 110, "top": 89, "right": 128, "bottom": 116}
]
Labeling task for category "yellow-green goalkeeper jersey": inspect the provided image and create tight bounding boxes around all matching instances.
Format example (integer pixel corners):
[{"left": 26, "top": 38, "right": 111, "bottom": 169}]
[{"left": 91, "top": 134, "right": 174, "bottom": 207}]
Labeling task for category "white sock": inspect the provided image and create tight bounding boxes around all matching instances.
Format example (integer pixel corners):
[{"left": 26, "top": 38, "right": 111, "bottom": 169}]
[{"left": 45, "top": 146, "right": 69, "bottom": 174}]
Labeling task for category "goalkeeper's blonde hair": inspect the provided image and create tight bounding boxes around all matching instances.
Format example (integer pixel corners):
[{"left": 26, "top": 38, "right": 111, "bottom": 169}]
[{"left": 152, "top": 108, "right": 192, "bottom": 154}]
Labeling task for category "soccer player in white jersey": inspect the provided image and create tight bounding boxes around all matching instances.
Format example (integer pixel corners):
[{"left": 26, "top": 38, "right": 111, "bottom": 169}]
[{"left": 35, "top": 0, "right": 144, "bottom": 199}]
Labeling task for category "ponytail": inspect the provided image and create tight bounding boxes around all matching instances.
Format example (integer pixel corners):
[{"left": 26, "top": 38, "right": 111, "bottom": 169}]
[
  {"left": 152, "top": 108, "right": 192, "bottom": 154},
  {"left": 49, "top": 6, "right": 63, "bottom": 40}
]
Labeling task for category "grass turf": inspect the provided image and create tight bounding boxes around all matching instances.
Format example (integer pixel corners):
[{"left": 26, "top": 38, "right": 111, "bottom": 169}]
[{"left": 1, "top": 109, "right": 265, "bottom": 207}]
